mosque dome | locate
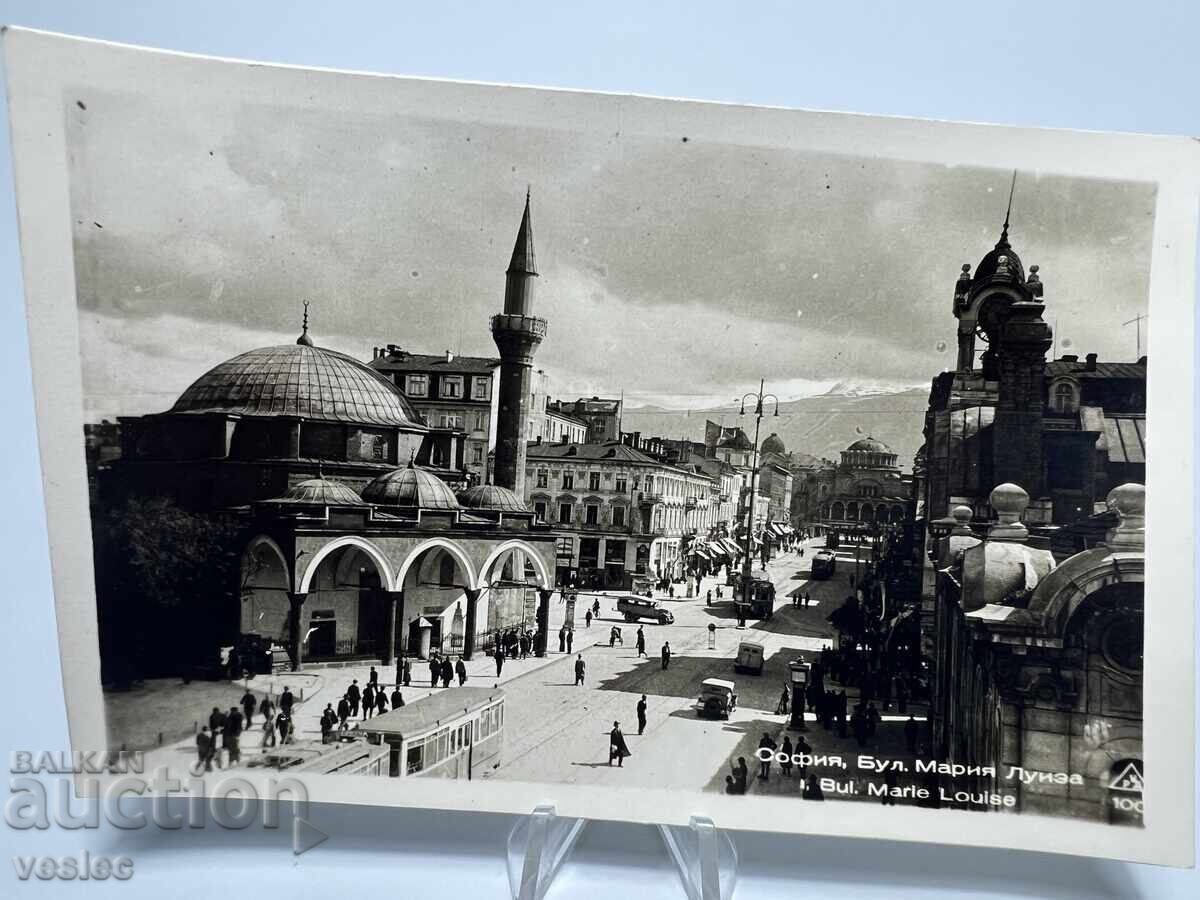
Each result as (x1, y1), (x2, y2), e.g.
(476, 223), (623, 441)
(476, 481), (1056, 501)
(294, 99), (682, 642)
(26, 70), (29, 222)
(361, 464), (461, 509)
(170, 341), (420, 428)
(270, 476), (364, 505)
(761, 433), (786, 455)
(457, 484), (528, 513)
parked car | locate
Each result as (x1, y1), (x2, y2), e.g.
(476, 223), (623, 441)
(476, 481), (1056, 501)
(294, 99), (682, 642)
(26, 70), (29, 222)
(811, 549), (837, 579)
(695, 678), (738, 719)
(734, 640), (765, 675)
(616, 594), (675, 624)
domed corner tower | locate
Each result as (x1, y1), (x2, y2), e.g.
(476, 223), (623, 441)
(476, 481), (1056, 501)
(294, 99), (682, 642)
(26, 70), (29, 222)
(491, 190), (547, 497)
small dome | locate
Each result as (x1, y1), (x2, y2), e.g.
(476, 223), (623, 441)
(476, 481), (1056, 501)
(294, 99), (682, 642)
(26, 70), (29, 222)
(457, 484), (528, 512)
(973, 235), (1025, 286)
(761, 433), (786, 455)
(846, 436), (890, 454)
(362, 465), (460, 509)
(272, 477), (363, 505)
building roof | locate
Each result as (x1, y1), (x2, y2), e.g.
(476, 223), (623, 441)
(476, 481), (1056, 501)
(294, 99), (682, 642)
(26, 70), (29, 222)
(267, 476), (364, 506)
(361, 464), (461, 509)
(761, 433), (786, 455)
(363, 687), (505, 738)
(171, 342), (422, 427)
(717, 428), (753, 451)
(457, 484), (528, 512)
(972, 232), (1026, 286)
(526, 440), (660, 465)
(845, 436), (892, 454)
(1045, 359), (1147, 380)
(1102, 414), (1146, 465)
(369, 351), (500, 375)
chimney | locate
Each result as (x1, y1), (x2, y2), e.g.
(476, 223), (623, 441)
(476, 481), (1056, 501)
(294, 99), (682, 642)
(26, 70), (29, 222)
(1085, 353), (1098, 372)
(446, 349), (454, 363)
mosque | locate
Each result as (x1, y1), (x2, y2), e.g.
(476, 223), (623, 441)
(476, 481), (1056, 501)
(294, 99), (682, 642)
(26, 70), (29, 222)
(93, 195), (556, 675)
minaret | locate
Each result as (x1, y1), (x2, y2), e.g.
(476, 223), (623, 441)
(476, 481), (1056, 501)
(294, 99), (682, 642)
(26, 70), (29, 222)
(491, 190), (547, 496)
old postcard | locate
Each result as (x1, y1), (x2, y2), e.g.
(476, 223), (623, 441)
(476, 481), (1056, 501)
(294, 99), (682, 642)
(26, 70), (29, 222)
(4, 27), (1196, 865)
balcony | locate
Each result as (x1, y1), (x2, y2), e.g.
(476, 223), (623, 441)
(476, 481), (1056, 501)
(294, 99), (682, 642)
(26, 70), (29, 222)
(639, 492), (663, 504)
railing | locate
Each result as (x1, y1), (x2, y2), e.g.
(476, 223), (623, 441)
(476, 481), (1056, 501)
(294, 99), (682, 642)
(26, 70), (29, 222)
(490, 313), (548, 339)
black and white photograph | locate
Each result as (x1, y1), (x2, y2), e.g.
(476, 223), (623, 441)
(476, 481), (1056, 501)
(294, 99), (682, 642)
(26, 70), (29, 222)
(5, 28), (1196, 866)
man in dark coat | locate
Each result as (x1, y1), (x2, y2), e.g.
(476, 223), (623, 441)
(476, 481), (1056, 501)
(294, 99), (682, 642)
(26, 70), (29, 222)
(241, 690), (256, 728)
(636, 627), (646, 658)
(337, 695), (350, 730)
(608, 721), (631, 767)
(391, 687), (404, 710)
(429, 656), (440, 687)
(558, 626), (567, 654)
(347, 680), (360, 717)
(362, 683), (376, 719)
(369, 666), (379, 687)
(661, 642), (672, 670)
(440, 657), (454, 688)
(566, 628), (574, 653)
(320, 704), (335, 743)
(757, 733), (776, 779)
(196, 727), (213, 772)
(280, 687), (294, 716)
(276, 711), (292, 744)
(494, 646), (505, 677)
(375, 691), (388, 716)
(455, 657), (468, 686)
(636, 695), (647, 735)
(574, 655), (585, 686)
(403, 658), (412, 687)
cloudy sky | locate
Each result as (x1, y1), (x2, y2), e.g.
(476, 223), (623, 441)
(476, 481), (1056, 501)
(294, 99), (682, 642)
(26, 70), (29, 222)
(66, 89), (1155, 422)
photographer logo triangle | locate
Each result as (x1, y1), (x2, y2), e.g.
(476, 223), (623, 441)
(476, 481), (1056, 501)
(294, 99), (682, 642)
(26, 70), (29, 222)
(1107, 761), (1143, 793)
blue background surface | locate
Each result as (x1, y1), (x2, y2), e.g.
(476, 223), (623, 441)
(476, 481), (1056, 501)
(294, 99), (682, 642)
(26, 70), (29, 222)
(0, 2), (1196, 896)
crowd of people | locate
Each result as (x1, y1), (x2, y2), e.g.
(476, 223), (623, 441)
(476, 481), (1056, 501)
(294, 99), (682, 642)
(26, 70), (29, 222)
(194, 685), (295, 772)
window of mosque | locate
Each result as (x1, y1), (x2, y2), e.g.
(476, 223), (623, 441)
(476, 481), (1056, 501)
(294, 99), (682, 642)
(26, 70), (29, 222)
(299, 423), (347, 461)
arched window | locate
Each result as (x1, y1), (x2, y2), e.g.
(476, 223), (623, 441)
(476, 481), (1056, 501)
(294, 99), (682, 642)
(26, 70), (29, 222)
(1053, 382), (1078, 413)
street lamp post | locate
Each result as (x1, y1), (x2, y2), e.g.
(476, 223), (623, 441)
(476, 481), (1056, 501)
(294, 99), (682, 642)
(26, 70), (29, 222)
(738, 379), (779, 609)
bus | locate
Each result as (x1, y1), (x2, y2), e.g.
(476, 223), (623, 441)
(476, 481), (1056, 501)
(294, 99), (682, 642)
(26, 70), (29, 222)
(811, 549), (837, 579)
(362, 687), (505, 779)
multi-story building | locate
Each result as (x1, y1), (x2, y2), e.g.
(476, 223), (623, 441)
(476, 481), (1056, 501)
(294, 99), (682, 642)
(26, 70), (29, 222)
(524, 439), (720, 587)
(548, 396), (623, 443)
(369, 346), (500, 483)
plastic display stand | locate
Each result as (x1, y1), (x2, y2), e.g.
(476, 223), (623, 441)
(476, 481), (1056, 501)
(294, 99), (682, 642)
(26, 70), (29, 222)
(506, 804), (587, 900)
(506, 806), (737, 900)
(658, 816), (738, 900)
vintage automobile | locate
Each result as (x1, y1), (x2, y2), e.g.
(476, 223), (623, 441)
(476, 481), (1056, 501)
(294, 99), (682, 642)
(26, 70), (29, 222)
(616, 594), (675, 624)
(810, 549), (837, 579)
(734, 640), (765, 675)
(695, 678), (738, 719)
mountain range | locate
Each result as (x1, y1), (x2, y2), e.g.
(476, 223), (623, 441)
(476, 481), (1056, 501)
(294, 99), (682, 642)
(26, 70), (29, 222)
(621, 383), (931, 471)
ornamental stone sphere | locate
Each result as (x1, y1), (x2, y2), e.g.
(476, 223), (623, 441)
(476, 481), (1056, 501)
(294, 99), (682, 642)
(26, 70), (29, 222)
(1106, 483), (1145, 551)
(989, 483), (1029, 541)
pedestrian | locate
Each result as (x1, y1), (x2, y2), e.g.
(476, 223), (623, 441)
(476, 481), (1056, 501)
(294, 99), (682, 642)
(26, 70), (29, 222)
(776, 685), (790, 716)
(668, 584), (675, 599)
(585, 609), (593, 628)
(223, 720), (240, 766)
(279, 687), (294, 717)
(391, 687), (404, 710)
(363, 682), (376, 719)
(574, 654), (586, 686)
(609, 626), (619, 648)
(241, 689), (256, 729)
(803, 774), (825, 801)
(757, 733), (776, 779)
(369, 666), (379, 687)
(277, 711), (293, 745)
(494, 646), (504, 677)
(558, 626), (567, 654)
(440, 657), (454, 688)
(261, 708), (276, 748)
(608, 721), (631, 767)
(706, 590), (713, 606)
(904, 716), (919, 753)
(795, 736), (812, 781)
(403, 657), (412, 687)
(636, 695), (647, 735)
(592, 599), (600, 618)
(337, 695), (350, 729)
(375, 690), (388, 716)
(733, 757), (749, 793)
(429, 656), (440, 687)
(456, 657), (468, 686)
(259, 695), (275, 722)
(196, 727), (213, 773)
(320, 704), (334, 743)
(661, 642), (671, 670)
(347, 680), (360, 717)
(636, 627), (646, 658)
(780, 736), (794, 778)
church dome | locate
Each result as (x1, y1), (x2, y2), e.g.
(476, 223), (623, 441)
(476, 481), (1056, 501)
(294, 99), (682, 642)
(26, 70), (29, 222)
(362, 464), (461, 509)
(170, 342), (420, 427)
(842, 435), (898, 470)
(761, 433), (786, 455)
(457, 484), (528, 512)
(271, 476), (363, 505)
(846, 436), (890, 454)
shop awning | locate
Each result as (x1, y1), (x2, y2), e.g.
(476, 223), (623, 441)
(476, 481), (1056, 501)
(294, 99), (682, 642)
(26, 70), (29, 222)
(767, 523), (786, 538)
(719, 538), (743, 556)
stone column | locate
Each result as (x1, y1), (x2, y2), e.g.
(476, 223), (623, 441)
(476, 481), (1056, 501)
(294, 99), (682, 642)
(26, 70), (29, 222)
(287, 592), (307, 672)
(534, 589), (553, 657)
(380, 590), (403, 666)
(462, 588), (481, 660)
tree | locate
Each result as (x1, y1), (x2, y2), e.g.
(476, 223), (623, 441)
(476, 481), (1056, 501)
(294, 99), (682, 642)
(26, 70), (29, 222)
(94, 496), (243, 684)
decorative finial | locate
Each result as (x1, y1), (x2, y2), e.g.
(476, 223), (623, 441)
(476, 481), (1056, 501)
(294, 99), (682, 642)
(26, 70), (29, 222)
(526, 184), (531, 204)
(1001, 169), (1017, 244)
(297, 300), (314, 346)
(408, 449), (416, 468)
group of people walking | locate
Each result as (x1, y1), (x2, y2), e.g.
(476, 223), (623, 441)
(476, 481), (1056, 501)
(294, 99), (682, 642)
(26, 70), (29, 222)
(195, 686), (294, 772)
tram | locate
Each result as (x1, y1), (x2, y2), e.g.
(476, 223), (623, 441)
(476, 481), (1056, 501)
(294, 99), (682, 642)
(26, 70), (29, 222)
(811, 549), (837, 579)
(363, 687), (505, 779)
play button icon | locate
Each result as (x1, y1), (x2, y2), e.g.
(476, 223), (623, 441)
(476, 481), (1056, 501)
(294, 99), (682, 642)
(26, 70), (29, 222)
(293, 816), (329, 855)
